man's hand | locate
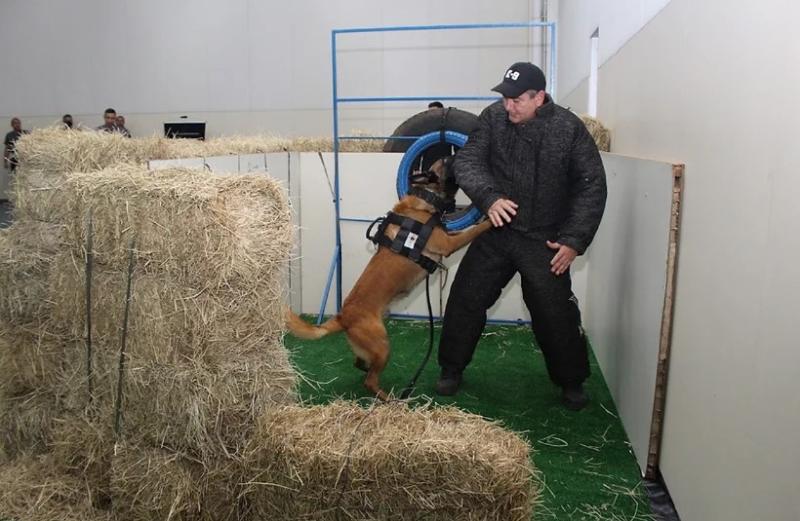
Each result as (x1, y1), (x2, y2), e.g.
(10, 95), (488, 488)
(546, 241), (577, 276)
(487, 198), (518, 227)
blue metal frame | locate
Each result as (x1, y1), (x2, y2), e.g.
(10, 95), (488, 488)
(319, 21), (557, 323)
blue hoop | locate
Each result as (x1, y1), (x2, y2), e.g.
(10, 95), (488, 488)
(396, 131), (482, 231)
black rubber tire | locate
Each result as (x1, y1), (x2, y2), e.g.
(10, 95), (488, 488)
(384, 107), (479, 176)
(383, 107), (479, 154)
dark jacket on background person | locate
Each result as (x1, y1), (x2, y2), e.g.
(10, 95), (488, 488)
(454, 96), (606, 254)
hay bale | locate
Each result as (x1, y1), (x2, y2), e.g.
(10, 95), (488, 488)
(12, 127), (383, 219)
(0, 221), (65, 326)
(244, 401), (538, 521)
(579, 114), (611, 152)
(52, 166), (292, 289)
(49, 253), (288, 361)
(110, 443), (245, 521)
(0, 388), (60, 460)
(0, 453), (113, 521)
(14, 128), (148, 176)
(0, 328), (72, 397)
(113, 355), (296, 454)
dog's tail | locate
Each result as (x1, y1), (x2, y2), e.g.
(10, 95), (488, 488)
(286, 307), (344, 340)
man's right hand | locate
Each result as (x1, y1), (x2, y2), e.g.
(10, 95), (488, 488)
(487, 198), (518, 227)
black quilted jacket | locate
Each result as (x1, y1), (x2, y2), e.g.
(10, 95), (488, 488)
(454, 97), (607, 254)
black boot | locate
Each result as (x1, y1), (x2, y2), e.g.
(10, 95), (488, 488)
(561, 384), (589, 411)
(435, 372), (463, 396)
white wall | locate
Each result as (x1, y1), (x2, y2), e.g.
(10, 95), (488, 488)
(553, 0), (672, 103)
(560, 1), (800, 520)
(0, 0), (552, 138)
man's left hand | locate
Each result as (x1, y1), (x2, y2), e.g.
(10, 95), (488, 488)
(546, 241), (577, 276)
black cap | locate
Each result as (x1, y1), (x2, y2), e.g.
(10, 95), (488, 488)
(491, 62), (546, 98)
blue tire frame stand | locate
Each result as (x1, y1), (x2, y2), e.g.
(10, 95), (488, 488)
(318, 21), (558, 325)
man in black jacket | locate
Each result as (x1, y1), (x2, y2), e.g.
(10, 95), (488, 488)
(435, 62), (607, 410)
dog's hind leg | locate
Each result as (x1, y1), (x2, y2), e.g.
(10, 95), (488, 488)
(345, 321), (390, 401)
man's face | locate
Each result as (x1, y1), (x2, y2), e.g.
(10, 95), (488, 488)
(502, 90), (545, 124)
(11, 118), (21, 132)
(116, 115), (125, 127)
(104, 112), (116, 126)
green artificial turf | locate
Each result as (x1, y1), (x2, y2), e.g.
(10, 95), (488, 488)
(286, 318), (653, 521)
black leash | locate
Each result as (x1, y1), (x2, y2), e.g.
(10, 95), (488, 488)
(399, 273), (435, 400)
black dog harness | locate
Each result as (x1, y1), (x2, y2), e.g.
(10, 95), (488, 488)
(366, 187), (450, 274)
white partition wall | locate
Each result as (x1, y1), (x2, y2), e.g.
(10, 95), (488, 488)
(583, 153), (682, 477)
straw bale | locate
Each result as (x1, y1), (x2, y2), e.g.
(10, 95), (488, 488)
(0, 328), (73, 397)
(0, 221), (65, 326)
(48, 253), (287, 362)
(51, 166), (293, 289)
(15, 128), (148, 175)
(14, 127), (384, 175)
(43, 335), (296, 456)
(579, 114), (611, 152)
(0, 453), (113, 521)
(116, 354), (296, 454)
(11, 167), (72, 222)
(11, 127), (383, 219)
(48, 413), (113, 507)
(244, 401), (538, 521)
(110, 443), (245, 521)
(0, 388), (60, 460)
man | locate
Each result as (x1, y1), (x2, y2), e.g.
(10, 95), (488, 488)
(62, 114), (74, 129)
(4, 117), (28, 172)
(97, 108), (119, 133)
(435, 62), (607, 411)
(115, 114), (131, 137)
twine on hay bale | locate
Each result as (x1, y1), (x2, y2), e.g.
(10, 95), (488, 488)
(244, 400), (539, 521)
(579, 114), (611, 152)
(0, 453), (113, 521)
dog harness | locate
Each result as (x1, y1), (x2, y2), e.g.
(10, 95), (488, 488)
(366, 187), (449, 274)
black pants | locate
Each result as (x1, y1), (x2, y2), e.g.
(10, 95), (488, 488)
(438, 226), (589, 387)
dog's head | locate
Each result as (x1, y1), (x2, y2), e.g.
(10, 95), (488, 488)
(409, 156), (458, 206)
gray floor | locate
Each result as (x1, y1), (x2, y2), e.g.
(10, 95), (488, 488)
(0, 200), (12, 228)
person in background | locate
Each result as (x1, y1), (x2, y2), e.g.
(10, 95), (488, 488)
(4, 117), (29, 172)
(115, 114), (131, 137)
(434, 62), (607, 411)
(62, 114), (74, 129)
(428, 101), (445, 109)
(97, 108), (119, 133)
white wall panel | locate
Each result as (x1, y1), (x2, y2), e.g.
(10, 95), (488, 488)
(583, 153), (678, 476)
(560, 1), (800, 519)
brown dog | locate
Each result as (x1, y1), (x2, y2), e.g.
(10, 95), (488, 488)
(287, 158), (491, 400)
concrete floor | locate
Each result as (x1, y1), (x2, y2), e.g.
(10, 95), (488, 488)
(0, 200), (11, 228)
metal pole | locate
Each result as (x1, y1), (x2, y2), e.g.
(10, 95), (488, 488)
(331, 30), (343, 312)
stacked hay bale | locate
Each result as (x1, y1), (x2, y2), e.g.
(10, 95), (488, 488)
(2, 128), (300, 518)
(0, 128), (539, 521)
